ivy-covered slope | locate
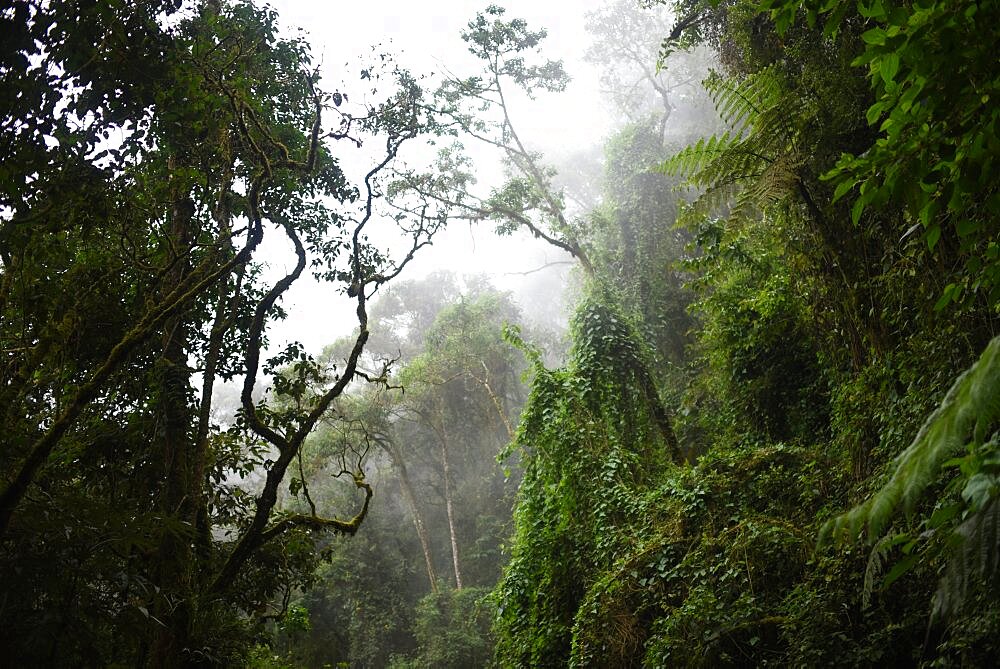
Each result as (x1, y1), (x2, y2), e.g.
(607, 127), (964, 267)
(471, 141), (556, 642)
(493, 293), (961, 666)
(492, 0), (1000, 665)
(494, 299), (678, 666)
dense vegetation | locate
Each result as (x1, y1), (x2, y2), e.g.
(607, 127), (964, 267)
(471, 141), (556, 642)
(0, 0), (444, 664)
(2, 0), (999, 666)
(486, 0), (1000, 666)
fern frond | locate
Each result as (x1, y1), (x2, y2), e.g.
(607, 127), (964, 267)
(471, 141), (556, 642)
(658, 66), (803, 222)
(863, 532), (906, 609)
(705, 67), (786, 129)
(673, 182), (741, 229)
(822, 336), (1000, 547)
(658, 132), (740, 178)
(706, 68), (768, 128)
(934, 497), (1000, 618)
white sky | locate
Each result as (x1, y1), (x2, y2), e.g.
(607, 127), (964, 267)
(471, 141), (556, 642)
(261, 0), (614, 355)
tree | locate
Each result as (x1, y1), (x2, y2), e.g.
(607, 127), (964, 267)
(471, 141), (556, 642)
(270, 276), (528, 665)
(766, 0), (1000, 311)
(390, 6), (594, 276)
(584, 0), (716, 139)
(0, 0), (441, 664)
(395, 292), (524, 590)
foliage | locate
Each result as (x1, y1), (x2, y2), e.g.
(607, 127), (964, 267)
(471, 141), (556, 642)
(392, 289), (524, 591)
(282, 515), (422, 668)
(825, 336), (1000, 544)
(6, 0), (1000, 664)
(492, 0), (1000, 665)
(390, 587), (495, 669)
(493, 296), (679, 665)
(763, 0), (1000, 308)
(824, 336), (1000, 622)
(680, 215), (829, 446)
(276, 275), (531, 666)
(390, 5), (595, 275)
(587, 118), (695, 370)
(658, 65), (803, 220)
(0, 0), (442, 664)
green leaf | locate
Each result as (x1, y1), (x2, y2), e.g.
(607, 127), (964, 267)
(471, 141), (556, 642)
(956, 219), (980, 238)
(919, 198), (938, 227)
(880, 52), (900, 84)
(934, 283), (955, 311)
(861, 27), (887, 45)
(832, 177), (856, 202)
(926, 224), (942, 251)
(773, 5), (797, 33)
(851, 197), (866, 225)
(928, 503), (962, 529)
(882, 554), (918, 588)
(858, 0), (886, 19)
(866, 101), (886, 125)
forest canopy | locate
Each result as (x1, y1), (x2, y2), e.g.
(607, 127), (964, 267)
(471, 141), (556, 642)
(1, 0), (999, 667)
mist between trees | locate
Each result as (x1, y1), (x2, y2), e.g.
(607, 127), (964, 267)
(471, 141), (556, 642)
(1, 0), (999, 667)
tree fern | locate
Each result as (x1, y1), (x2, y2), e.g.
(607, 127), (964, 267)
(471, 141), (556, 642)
(862, 532), (907, 609)
(935, 496), (1000, 618)
(658, 66), (803, 222)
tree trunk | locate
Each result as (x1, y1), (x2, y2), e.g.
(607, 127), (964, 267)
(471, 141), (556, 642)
(474, 363), (515, 440)
(147, 188), (196, 669)
(390, 443), (439, 593)
(439, 418), (463, 590)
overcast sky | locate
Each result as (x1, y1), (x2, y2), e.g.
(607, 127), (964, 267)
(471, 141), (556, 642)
(260, 0), (615, 354)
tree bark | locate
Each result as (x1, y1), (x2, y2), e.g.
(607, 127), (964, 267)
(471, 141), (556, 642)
(439, 416), (463, 590)
(148, 188), (196, 669)
(391, 443), (439, 593)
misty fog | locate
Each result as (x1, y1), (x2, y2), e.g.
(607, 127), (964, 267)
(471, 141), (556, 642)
(7, 0), (994, 665)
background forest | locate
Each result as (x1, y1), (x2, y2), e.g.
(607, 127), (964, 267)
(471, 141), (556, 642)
(1, 0), (999, 667)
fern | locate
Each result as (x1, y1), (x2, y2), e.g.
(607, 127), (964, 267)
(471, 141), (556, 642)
(657, 66), (803, 224)
(661, 132), (741, 180)
(822, 336), (1000, 546)
(862, 532), (908, 609)
(821, 336), (1000, 618)
(935, 496), (1000, 618)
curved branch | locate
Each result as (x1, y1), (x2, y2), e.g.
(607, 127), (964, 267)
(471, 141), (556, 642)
(259, 473), (373, 544)
(239, 221), (306, 452)
(210, 126), (420, 594)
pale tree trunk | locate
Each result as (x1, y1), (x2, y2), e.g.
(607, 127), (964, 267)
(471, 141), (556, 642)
(474, 362), (514, 440)
(390, 443), (439, 593)
(438, 416), (463, 590)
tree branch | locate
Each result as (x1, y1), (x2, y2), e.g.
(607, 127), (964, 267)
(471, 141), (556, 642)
(258, 473), (373, 545)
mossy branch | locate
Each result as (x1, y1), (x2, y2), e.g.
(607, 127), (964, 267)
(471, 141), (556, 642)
(259, 473), (373, 544)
